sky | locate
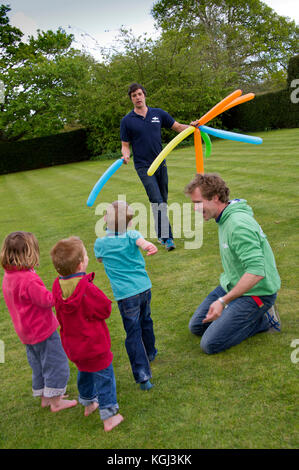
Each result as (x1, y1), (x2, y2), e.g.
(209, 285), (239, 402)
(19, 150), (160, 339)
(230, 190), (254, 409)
(7, 0), (299, 60)
(8, 0), (159, 58)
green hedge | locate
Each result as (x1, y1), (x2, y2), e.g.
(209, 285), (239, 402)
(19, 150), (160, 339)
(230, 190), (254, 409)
(222, 56), (299, 132)
(0, 129), (90, 175)
(222, 88), (298, 132)
(2, 57), (298, 175)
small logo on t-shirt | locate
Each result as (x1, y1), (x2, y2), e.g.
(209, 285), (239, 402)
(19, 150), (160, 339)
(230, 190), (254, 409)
(151, 116), (160, 123)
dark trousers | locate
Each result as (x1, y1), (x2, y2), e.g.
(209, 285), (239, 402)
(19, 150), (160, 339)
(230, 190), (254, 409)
(136, 164), (173, 240)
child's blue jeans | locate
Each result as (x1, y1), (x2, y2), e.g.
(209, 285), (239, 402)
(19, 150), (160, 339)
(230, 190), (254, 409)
(117, 289), (157, 383)
(77, 363), (119, 421)
(189, 285), (277, 354)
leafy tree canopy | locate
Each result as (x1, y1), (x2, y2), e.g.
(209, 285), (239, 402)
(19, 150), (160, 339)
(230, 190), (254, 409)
(1, 1), (297, 151)
(151, 0), (298, 85)
(0, 4), (95, 142)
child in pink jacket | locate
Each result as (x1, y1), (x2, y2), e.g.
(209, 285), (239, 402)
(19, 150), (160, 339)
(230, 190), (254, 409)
(1, 231), (77, 412)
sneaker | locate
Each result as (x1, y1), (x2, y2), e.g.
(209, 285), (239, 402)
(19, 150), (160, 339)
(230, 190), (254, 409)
(140, 380), (153, 391)
(165, 238), (176, 251)
(157, 238), (166, 245)
(265, 305), (281, 332)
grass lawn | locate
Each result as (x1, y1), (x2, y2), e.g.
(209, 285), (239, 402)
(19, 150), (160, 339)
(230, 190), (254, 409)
(0, 128), (298, 449)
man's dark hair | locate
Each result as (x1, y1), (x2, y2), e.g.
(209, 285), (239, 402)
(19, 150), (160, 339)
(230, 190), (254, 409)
(128, 83), (147, 98)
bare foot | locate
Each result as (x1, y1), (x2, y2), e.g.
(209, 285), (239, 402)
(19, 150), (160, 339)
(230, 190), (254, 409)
(50, 396), (78, 413)
(104, 413), (124, 432)
(41, 394), (69, 408)
(41, 396), (50, 408)
(84, 402), (99, 416)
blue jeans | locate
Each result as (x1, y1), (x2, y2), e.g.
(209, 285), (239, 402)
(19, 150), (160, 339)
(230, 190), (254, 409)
(77, 363), (119, 420)
(189, 285), (277, 354)
(117, 289), (157, 383)
(26, 330), (70, 397)
(136, 164), (173, 240)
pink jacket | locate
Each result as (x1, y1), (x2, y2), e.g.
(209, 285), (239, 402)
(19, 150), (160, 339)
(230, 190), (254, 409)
(2, 268), (59, 345)
(52, 273), (113, 372)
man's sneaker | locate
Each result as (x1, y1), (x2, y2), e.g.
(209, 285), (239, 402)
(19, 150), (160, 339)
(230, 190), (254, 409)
(265, 305), (281, 332)
(165, 239), (176, 251)
(140, 380), (153, 391)
(157, 238), (166, 245)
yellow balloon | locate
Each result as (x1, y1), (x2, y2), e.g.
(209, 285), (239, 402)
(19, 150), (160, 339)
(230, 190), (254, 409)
(147, 126), (195, 176)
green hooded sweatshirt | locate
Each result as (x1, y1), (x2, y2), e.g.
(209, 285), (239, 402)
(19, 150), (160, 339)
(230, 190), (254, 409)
(217, 199), (281, 296)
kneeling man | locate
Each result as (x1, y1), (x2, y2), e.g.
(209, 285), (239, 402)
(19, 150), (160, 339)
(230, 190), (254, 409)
(184, 173), (281, 354)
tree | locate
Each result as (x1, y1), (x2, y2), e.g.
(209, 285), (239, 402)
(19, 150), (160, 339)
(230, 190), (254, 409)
(151, 0), (299, 89)
(78, 26), (237, 154)
(0, 5), (96, 142)
(0, 4), (23, 67)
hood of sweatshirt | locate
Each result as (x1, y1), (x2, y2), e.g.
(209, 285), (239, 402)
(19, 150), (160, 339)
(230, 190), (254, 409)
(218, 199), (254, 225)
(53, 272), (95, 314)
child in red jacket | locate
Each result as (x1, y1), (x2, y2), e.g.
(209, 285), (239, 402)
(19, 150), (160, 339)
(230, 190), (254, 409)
(50, 236), (123, 432)
(1, 231), (77, 412)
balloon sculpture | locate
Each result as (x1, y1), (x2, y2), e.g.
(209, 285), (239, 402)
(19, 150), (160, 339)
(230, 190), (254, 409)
(147, 89), (262, 177)
(86, 89), (262, 206)
(87, 158), (124, 207)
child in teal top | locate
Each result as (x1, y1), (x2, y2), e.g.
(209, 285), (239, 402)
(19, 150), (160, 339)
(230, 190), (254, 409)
(94, 201), (158, 390)
(95, 228), (152, 301)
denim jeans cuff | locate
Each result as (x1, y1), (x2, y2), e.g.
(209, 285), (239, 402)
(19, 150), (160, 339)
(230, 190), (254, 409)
(32, 388), (44, 397)
(78, 395), (99, 407)
(99, 403), (119, 421)
(136, 374), (151, 384)
(43, 386), (67, 398)
(33, 386), (67, 398)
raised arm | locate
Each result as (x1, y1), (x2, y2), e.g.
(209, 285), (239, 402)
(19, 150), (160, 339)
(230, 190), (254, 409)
(136, 238), (158, 256)
(171, 121), (191, 133)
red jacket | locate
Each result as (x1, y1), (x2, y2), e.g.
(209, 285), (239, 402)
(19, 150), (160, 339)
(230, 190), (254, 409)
(52, 273), (113, 372)
(2, 268), (58, 345)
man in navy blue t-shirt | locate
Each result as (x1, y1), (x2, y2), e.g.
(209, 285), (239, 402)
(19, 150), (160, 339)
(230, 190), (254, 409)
(120, 83), (190, 251)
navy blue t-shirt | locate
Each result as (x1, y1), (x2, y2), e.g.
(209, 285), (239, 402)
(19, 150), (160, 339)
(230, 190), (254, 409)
(120, 107), (175, 169)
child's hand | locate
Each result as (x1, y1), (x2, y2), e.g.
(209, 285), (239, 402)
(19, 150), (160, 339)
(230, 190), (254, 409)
(136, 238), (157, 255)
(146, 243), (158, 256)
